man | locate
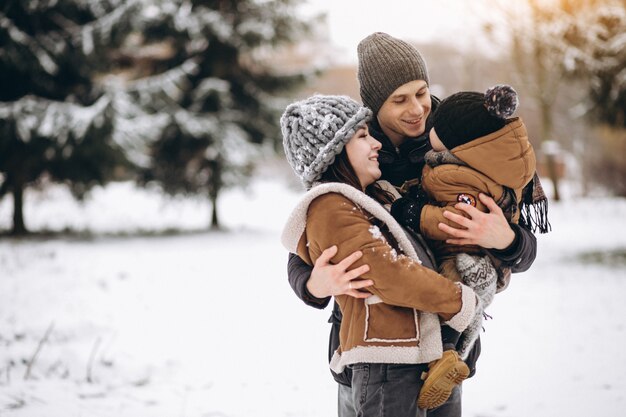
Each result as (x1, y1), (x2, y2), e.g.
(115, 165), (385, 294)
(287, 32), (537, 417)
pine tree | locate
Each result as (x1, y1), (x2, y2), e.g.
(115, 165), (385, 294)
(0, 0), (139, 235)
(125, 0), (311, 229)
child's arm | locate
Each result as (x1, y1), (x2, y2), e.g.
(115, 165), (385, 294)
(418, 165), (501, 241)
(389, 179), (491, 241)
(420, 202), (485, 241)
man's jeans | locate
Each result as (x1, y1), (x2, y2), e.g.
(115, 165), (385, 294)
(429, 384), (462, 417)
(338, 364), (462, 417)
(338, 383), (356, 417)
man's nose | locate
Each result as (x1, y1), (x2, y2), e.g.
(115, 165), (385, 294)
(408, 97), (424, 116)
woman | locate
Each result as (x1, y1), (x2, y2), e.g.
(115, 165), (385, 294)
(280, 95), (479, 416)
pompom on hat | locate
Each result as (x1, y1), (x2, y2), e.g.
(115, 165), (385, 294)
(280, 95), (372, 189)
(433, 85), (519, 150)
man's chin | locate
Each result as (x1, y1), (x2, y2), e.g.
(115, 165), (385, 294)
(403, 124), (425, 138)
(404, 127), (424, 138)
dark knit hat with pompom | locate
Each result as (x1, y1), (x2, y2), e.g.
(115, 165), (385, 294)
(433, 85), (519, 150)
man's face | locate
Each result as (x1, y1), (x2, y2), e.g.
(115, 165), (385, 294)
(376, 80), (431, 146)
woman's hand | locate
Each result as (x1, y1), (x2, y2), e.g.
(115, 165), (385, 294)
(438, 193), (515, 250)
(306, 245), (373, 299)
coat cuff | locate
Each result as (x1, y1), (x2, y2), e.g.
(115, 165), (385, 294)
(489, 223), (522, 262)
(303, 285), (331, 308)
(443, 284), (478, 332)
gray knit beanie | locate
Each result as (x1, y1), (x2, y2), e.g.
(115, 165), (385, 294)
(357, 32), (430, 115)
(280, 95), (372, 189)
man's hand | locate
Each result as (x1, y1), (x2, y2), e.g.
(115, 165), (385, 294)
(438, 193), (515, 250)
(306, 245), (373, 299)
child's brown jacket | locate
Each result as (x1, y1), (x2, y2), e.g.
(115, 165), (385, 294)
(420, 117), (536, 255)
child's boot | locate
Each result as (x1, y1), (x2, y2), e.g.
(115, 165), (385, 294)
(417, 350), (469, 409)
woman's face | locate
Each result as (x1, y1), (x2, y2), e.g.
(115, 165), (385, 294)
(345, 126), (382, 189)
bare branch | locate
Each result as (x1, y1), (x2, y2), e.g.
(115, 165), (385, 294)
(86, 337), (102, 383)
(24, 322), (54, 380)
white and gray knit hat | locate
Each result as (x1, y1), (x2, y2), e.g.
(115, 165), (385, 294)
(280, 95), (372, 189)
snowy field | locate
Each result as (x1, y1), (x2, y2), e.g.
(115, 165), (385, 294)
(1, 168), (625, 417)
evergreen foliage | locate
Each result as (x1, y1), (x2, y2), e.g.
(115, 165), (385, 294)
(0, 0), (138, 234)
(0, 0), (312, 233)
(126, 0), (311, 229)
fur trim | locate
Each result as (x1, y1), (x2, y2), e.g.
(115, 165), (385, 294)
(281, 181), (420, 263)
(443, 284), (478, 333)
(329, 312), (443, 373)
(424, 149), (468, 168)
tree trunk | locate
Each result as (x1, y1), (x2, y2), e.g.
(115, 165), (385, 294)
(545, 154), (561, 201)
(540, 99), (561, 201)
(210, 190), (220, 230)
(11, 182), (27, 235)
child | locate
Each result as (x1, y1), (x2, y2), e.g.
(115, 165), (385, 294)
(391, 85), (549, 409)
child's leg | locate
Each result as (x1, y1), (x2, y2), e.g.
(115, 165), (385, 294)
(440, 325), (461, 351)
(455, 253), (498, 358)
(417, 350), (469, 410)
(417, 258), (469, 410)
(438, 257), (463, 283)
(438, 257), (463, 351)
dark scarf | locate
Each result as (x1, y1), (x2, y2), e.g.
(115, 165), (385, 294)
(520, 174), (551, 234)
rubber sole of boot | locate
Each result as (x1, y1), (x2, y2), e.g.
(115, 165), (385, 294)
(417, 359), (470, 409)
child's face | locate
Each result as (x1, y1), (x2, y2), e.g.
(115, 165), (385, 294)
(429, 128), (447, 152)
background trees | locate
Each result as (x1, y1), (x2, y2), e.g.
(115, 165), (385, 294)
(561, 0), (626, 196)
(2, 0), (625, 235)
(127, 0), (310, 229)
(0, 0), (139, 234)
(0, 0), (311, 234)
(477, 0), (626, 199)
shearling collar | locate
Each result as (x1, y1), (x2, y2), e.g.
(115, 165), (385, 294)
(281, 181), (421, 264)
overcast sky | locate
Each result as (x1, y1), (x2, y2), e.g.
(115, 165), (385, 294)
(299, 0), (504, 63)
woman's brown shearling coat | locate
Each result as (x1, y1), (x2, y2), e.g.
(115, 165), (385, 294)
(282, 182), (477, 373)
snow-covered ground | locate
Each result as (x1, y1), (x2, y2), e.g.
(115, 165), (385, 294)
(1, 171), (625, 417)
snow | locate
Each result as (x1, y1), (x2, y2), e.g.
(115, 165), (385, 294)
(237, 19), (276, 42)
(0, 173), (625, 417)
(82, 27), (95, 56)
(1, 96), (113, 146)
